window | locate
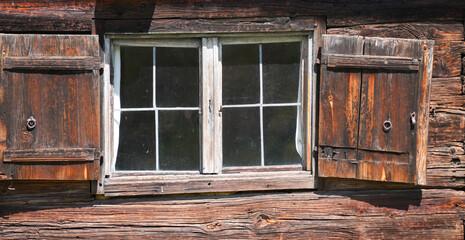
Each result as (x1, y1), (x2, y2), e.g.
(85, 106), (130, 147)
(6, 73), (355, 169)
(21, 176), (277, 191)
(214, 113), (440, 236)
(113, 41), (201, 171)
(103, 34), (315, 196)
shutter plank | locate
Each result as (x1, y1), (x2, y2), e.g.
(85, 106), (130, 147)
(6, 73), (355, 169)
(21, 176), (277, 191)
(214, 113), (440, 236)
(0, 34), (100, 180)
(324, 54), (420, 71)
(357, 38), (422, 183)
(318, 35), (363, 178)
(319, 35), (363, 148)
(3, 56), (101, 71)
(4, 148), (95, 162)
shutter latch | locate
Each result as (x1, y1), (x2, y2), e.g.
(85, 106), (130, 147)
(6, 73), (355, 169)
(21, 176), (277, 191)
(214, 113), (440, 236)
(410, 112), (416, 126)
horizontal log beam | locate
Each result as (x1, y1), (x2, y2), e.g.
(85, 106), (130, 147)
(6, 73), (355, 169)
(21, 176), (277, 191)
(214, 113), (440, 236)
(1, 189), (464, 239)
(0, 1), (463, 33)
(104, 17), (315, 34)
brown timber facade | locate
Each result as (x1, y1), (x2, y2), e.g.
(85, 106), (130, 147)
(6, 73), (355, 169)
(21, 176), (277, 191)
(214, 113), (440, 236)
(1, 1), (465, 239)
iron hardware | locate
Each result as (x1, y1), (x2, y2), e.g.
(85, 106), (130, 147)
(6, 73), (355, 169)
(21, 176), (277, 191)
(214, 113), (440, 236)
(410, 112), (416, 126)
(26, 116), (36, 131)
(382, 120), (392, 132)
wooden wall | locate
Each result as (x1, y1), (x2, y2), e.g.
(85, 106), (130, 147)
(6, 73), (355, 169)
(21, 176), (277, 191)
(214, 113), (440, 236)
(1, 0), (465, 239)
(1, 188), (464, 239)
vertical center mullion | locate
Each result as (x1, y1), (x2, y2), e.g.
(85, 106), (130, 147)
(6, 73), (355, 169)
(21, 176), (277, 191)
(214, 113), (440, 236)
(153, 47), (159, 171)
(259, 44), (264, 167)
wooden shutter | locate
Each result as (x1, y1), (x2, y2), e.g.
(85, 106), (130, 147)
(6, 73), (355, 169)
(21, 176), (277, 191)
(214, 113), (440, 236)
(318, 35), (433, 185)
(0, 34), (101, 180)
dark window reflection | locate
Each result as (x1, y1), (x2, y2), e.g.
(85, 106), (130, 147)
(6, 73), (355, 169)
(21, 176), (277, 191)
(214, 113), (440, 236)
(116, 111), (156, 170)
(159, 110), (200, 170)
(264, 107), (301, 165)
(156, 47), (199, 107)
(263, 42), (300, 103)
(223, 107), (261, 166)
(120, 47), (153, 108)
(222, 44), (260, 105)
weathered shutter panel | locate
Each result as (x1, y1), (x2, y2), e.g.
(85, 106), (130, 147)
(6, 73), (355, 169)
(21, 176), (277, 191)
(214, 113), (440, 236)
(0, 34), (101, 180)
(318, 35), (433, 185)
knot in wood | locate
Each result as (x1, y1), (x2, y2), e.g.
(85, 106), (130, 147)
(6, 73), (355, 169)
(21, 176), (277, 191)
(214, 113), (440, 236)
(205, 221), (222, 231)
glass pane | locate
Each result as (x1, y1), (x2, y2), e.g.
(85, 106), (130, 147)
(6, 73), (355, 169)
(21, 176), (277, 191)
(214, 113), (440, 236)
(120, 47), (153, 108)
(159, 110), (200, 170)
(263, 42), (300, 103)
(263, 107), (301, 165)
(156, 47), (199, 107)
(223, 107), (260, 167)
(222, 44), (260, 105)
(116, 111), (156, 170)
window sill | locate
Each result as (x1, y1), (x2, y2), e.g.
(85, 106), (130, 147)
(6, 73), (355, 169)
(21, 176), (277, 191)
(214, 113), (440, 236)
(104, 171), (315, 197)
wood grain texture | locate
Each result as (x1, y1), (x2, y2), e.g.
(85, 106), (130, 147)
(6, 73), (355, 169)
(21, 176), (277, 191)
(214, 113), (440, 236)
(1, 189), (464, 239)
(93, 0), (465, 27)
(328, 22), (465, 78)
(0, 1), (464, 33)
(0, 0), (460, 189)
(357, 38), (422, 183)
(105, 172), (314, 197)
(319, 35), (363, 149)
(0, 181), (92, 205)
(0, 0), (94, 33)
(3, 56), (102, 71)
(0, 34), (101, 180)
(325, 54), (420, 71)
(427, 76), (465, 187)
(3, 148), (96, 162)
(327, 22), (464, 187)
(319, 35), (433, 184)
(103, 17), (315, 34)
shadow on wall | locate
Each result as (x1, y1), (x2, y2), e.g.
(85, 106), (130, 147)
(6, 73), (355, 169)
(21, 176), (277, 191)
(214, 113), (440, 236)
(93, 0), (157, 48)
(318, 189), (422, 211)
(94, 0), (157, 32)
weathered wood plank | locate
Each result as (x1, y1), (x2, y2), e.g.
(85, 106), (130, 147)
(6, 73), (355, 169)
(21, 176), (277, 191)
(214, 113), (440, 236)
(328, 23), (465, 78)
(427, 76), (465, 186)
(324, 54), (420, 71)
(318, 35), (363, 180)
(1, 1), (464, 33)
(0, 181), (92, 205)
(3, 56), (101, 71)
(429, 113), (465, 145)
(94, 0), (465, 25)
(3, 148), (96, 162)
(319, 35), (363, 148)
(0, 0), (94, 33)
(104, 17), (315, 33)
(327, 22), (464, 41)
(430, 77), (465, 110)
(1, 189), (464, 239)
(105, 172), (314, 197)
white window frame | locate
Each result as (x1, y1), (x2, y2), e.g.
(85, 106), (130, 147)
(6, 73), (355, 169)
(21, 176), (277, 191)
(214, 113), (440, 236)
(100, 33), (316, 196)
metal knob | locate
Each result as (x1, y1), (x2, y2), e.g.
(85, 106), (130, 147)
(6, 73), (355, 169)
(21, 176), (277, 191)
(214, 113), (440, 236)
(26, 116), (36, 131)
(382, 120), (392, 132)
